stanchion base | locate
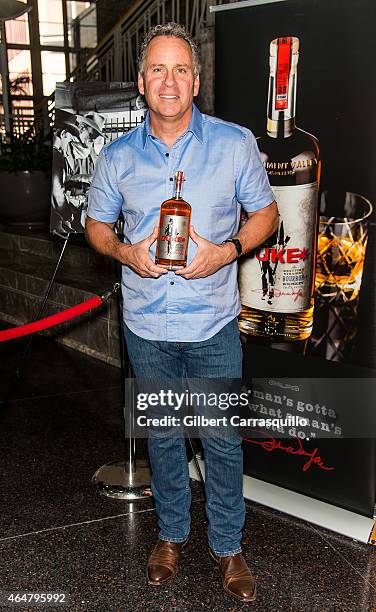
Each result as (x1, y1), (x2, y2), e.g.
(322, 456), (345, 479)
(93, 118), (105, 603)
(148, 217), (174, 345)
(92, 459), (152, 500)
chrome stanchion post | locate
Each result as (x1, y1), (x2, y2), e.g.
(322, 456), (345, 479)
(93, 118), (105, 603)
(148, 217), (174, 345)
(124, 360), (136, 476)
(92, 279), (152, 501)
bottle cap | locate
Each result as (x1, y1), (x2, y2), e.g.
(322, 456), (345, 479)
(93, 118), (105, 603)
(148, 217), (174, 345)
(270, 36), (299, 57)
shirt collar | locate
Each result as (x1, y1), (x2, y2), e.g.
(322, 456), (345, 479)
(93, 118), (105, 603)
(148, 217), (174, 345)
(142, 103), (204, 149)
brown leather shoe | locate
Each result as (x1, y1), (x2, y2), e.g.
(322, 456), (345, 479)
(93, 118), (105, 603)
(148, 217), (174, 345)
(147, 539), (188, 585)
(209, 547), (257, 602)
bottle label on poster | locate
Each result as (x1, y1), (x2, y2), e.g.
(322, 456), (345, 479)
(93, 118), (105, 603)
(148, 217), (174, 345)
(239, 182), (318, 312)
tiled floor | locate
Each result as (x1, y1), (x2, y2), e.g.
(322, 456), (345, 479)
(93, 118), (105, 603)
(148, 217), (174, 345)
(0, 326), (375, 611)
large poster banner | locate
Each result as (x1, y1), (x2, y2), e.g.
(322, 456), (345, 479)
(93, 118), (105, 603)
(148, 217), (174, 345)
(50, 81), (146, 235)
(214, 0), (376, 519)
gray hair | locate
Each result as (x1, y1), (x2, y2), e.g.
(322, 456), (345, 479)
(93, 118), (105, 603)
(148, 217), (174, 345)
(138, 22), (201, 76)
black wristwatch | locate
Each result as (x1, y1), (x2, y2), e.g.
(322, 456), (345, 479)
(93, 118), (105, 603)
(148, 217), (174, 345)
(222, 238), (243, 257)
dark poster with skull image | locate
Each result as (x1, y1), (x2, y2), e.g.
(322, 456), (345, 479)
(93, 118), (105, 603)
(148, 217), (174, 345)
(50, 81), (146, 235)
(214, 0), (376, 523)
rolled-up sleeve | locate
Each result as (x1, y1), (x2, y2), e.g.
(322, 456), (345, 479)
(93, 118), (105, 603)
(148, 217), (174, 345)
(88, 147), (123, 223)
(235, 130), (275, 213)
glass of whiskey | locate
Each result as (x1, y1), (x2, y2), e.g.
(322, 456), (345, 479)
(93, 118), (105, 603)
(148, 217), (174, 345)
(315, 191), (373, 302)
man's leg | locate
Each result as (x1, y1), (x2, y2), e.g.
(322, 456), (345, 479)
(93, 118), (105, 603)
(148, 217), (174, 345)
(182, 319), (256, 602)
(182, 319), (245, 555)
(123, 324), (191, 544)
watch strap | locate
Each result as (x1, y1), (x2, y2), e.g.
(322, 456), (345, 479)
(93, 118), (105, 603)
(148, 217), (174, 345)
(222, 238), (242, 257)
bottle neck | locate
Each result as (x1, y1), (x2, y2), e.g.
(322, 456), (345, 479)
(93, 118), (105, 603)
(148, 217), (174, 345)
(267, 38), (298, 138)
(173, 171), (184, 199)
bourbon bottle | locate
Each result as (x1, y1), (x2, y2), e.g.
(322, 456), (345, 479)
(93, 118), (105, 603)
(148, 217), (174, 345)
(155, 170), (191, 269)
(238, 36), (321, 340)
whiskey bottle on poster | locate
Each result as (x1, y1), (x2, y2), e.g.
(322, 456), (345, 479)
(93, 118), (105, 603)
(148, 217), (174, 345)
(155, 170), (191, 269)
(238, 36), (321, 340)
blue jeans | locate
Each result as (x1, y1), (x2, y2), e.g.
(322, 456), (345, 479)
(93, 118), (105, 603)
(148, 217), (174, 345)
(123, 319), (245, 556)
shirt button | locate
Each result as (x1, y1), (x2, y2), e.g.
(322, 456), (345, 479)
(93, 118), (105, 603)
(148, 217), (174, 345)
(165, 152), (169, 157)
(170, 281), (174, 285)
(169, 177), (173, 181)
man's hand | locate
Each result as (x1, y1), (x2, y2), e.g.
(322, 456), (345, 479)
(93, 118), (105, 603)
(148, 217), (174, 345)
(175, 226), (236, 279)
(120, 226), (168, 278)
(85, 218), (167, 278)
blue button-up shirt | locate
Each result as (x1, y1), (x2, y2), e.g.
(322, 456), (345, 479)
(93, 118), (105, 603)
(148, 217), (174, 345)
(88, 104), (274, 341)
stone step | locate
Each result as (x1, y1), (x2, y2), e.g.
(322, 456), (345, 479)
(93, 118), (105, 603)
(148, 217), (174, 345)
(0, 228), (113, 271)
(0, 233), (122, 367)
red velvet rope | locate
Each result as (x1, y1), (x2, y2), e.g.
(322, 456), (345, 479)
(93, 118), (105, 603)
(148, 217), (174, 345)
(0, 295), (103, 343)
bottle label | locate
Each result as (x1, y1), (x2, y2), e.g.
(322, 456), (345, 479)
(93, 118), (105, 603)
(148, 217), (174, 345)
(157, 214), (189, 260)
(275, 37), (292, 110)
(239, 182), (317, 313)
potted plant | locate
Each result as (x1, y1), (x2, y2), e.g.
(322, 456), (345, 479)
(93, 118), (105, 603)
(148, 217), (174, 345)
(0, 129), (52, 228)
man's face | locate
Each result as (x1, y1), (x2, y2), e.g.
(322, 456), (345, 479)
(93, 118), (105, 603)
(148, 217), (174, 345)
(78, 124), (97, 145)
(138, 36), (200, 123)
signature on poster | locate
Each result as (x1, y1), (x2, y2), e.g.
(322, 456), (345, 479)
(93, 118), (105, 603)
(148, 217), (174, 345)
(243, 432), (335, 473)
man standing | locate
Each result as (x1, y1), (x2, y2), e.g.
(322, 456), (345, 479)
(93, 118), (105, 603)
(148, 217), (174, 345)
(86, 23), (277, 603)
